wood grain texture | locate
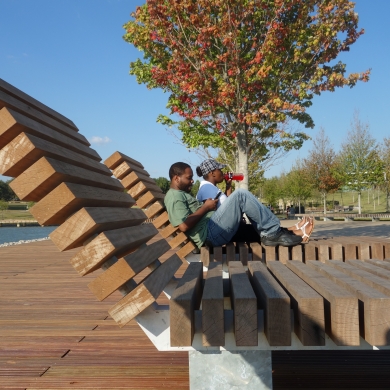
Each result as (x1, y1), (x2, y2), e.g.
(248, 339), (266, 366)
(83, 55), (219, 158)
(121, 169), (155, 189)
(250, 242), (262, 261)
(200, 246), (211, 267)
(49, 207), (146, 251)
(0, 132), (111, 177)
(0, 107), (99, 160)
(152, 211), (170, 229)
(0, 78), (79, 132)
(143, 201), (165, 219)
(248, 261), (291, 346)
(136, 190), (165, 209)
(170, 262), (203, 347)
(168, 232), (188, 250)
(267, 261), (325, 346)
(202, 262), (224, 346)
(346, 260), (390, 280)
(229, 262), (258, 346)
(308, 261), (390, 346)
(286, 261), (360, 346)
(30, 182), (135, 226)
(88, 240), (171, 301)
(10, 156), (123, 202)
(128, 180), (163, 200)
(104, 151), (144, 171)
(175, 241), (196, 260)
(291, 244), (303, 261)
(109, 254), (182, 327)
(69, 224), (158, 276)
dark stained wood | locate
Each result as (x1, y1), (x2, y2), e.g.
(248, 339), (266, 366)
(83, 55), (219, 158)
(202, 262), (224, 346)
(248, 261), (291, 346)
(225, 242), (236, 264)
(237, 242), (249, 265)
(268, 261), (325, 346)
(286, 261), (360, 346)
(212, 246), (223, 263)
(228, 262), (257, 346)
(250, 242), (262, 261)
(170, 263), (203, 347)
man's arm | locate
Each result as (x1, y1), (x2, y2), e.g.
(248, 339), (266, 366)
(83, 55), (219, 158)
(178, 198), (217, 232)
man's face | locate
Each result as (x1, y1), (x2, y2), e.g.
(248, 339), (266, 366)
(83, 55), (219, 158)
(175, 167), (194, 193)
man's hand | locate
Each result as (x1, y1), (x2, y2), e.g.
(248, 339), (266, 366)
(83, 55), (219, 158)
(204, 198), (218, 211)
(178, 198), (217, 232)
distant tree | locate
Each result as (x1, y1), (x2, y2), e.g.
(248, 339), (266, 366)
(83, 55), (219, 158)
(0, 200), (7, 220)
(153, 177), (170, 194)
(261, 177), (281, 209)
(0, 180), (16, 201)
(190, 180), (200, 197)
(284, 161), (312, 213)
(380, 138), (390, 212)
(124, 0), (369, 190)
(338, 113), (383, 214)
(303, 128), (342, 214)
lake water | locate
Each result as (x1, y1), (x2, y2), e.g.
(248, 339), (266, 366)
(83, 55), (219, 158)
(0, 226), (57, 245)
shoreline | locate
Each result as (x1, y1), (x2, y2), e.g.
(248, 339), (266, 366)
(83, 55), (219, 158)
(0, 237), (50, 248)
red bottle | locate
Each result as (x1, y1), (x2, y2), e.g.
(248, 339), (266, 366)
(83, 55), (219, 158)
(224, 172), (244, 181)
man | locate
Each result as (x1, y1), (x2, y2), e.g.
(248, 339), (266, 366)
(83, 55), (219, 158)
(164, 162), (313, 248)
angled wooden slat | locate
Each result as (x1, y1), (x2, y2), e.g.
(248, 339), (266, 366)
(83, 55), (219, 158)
(128, 181), (163, 200)
(303, 243), (317, 261)
(104, 151), (144, 171)
(109, 254), (182, 327)
(152, 211), (169, 229)
(212, 246), (223, 263)
(170, 262), (203, 347)
(10, 157), (123, 202)
(308, 261), (390, 346)
(0, 107), (100, 160)
(0, 132), (111, 177)
(250, 242), (262, 261)
(143, 201), (164, 219)
(112, 161), (150, 180)
(326, 259), (390, 296)
(268, 261), (325, 346)
(262, 244), (276, 262)
(121, 170), (155, 189)
(136, 190), (165, 209)
(347, 260), (390, 280)
(30, 182), (135, 226)
(278, 246), (290, 264)
(160, 224), (179, 239)
(0, 78), (79, 131)
(286, 261), (359, 346)
(69, 224), (158, 276)
(248, 261), (291, 346)
(364, 259), (390, 271)
(202, 262), (224, 346)
(175, 241), (196, 260)
(49, 207), (146, 251)
(229, 262), (257, 346)
(167, 232), (188, 250)
(326, 240), (343, 260)
(88, 240), (171, 301)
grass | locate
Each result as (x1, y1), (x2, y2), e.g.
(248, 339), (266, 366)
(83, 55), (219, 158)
(0, 210), (36, 221)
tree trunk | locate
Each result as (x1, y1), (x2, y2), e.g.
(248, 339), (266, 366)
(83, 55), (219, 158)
(358, 192), (361, 214)
(236, 125), (249, 190)
(323, 193), (327, 215)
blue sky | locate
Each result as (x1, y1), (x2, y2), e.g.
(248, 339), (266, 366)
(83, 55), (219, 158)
(1, 0), (389, 182)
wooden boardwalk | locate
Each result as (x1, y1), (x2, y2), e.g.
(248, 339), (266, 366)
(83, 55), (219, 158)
(2, 239), (390, 389)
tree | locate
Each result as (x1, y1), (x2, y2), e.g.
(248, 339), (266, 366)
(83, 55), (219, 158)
(0, 180), (16, 201)
(0, 200), (7, 220)
(124, 0), (369, 190)
(338, 113), (383, 214)
(284, 161), (312, 213)
(153, 177), (171, 194)
(303, 128), (341, 214)
(380, 138), (390, 212)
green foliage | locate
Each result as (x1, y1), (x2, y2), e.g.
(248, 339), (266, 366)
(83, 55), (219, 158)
(190, 180), (200, 197)
(0, 200), (7, 220)
(123, 0), (369, 187)
(0, 180), (16, 201)
(153, 177), (171, 194)
(284, 162), (312, 206)
(261, 176), (282, 207)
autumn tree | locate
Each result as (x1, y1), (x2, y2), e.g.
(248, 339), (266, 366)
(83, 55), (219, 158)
(124, 0), (369, 190)
(338, 113), (383, 214)
(303, 128), (341, 214)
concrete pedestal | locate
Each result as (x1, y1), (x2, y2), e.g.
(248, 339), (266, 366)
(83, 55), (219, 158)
(189, 350), (272, 389)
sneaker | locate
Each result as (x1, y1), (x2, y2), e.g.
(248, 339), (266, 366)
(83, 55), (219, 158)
(261, 228), (303, 247)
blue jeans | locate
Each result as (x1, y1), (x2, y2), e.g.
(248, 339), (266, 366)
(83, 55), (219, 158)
(206, 189), (281, 247)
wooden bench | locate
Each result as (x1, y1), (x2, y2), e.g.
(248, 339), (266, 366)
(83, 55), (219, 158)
(2, 79), (390, 389)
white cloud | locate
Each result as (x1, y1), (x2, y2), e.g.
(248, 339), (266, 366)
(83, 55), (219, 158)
(89, 136), (111, 145)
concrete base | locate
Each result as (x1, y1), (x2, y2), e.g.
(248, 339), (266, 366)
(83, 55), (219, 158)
(189, 350), (272, 389)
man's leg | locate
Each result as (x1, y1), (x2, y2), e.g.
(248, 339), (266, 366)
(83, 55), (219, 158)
(206, 189), (281, 247)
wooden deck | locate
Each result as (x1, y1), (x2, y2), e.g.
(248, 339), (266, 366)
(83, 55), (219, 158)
(2, 239), (390, 389)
